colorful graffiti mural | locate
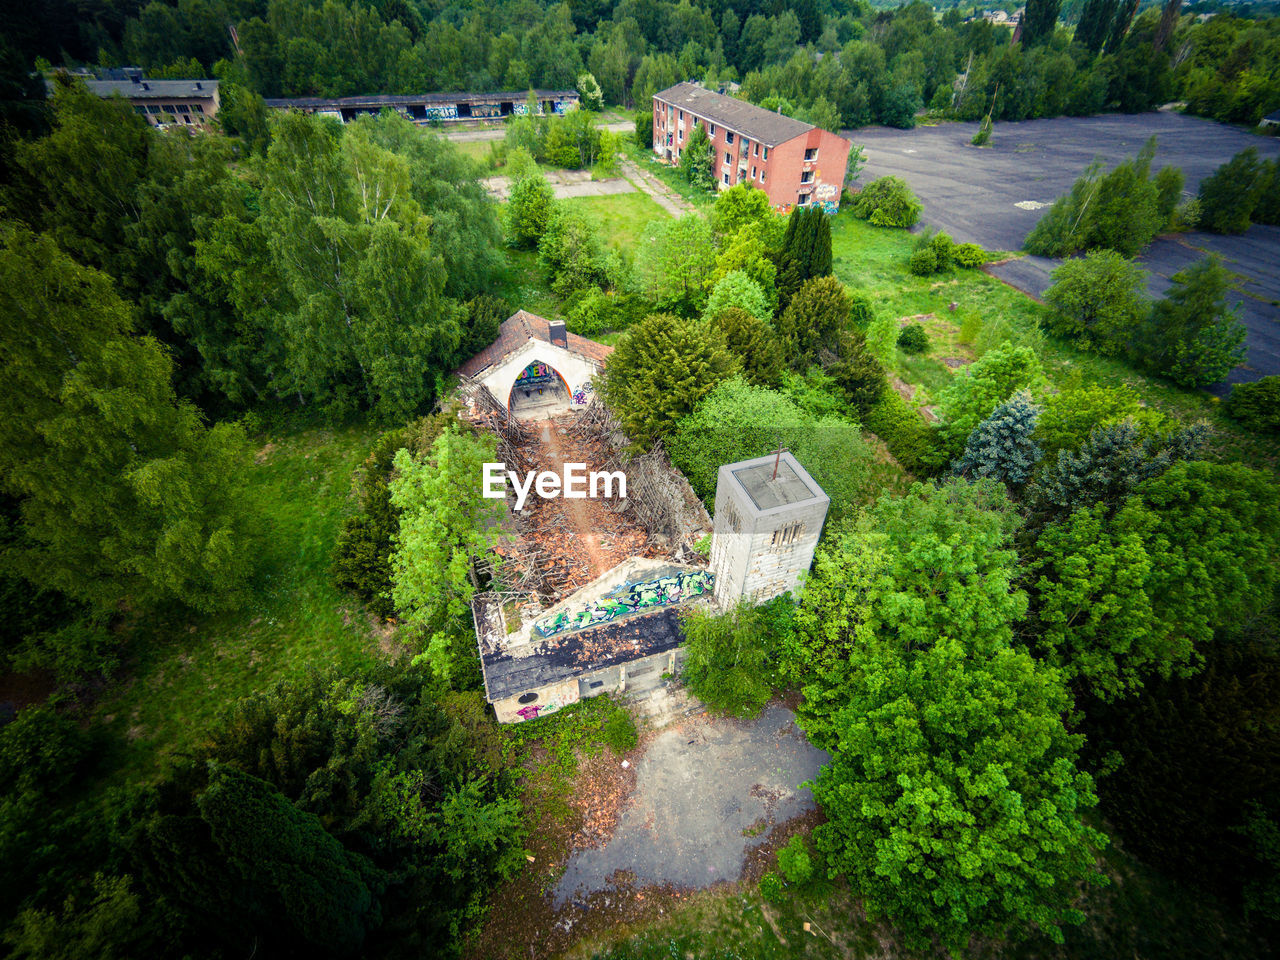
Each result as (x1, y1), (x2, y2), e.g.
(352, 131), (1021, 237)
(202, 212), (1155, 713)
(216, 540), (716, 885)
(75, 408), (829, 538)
(513, 688), (572, 722)
(533, 569), (714, 639)
(423, 105), (458, 121)
(571, 382), (594, 406)
(513, 360), (559, 389)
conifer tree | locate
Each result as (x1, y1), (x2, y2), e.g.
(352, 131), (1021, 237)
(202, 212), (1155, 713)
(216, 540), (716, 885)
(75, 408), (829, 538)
(952, 389), (1043, 487)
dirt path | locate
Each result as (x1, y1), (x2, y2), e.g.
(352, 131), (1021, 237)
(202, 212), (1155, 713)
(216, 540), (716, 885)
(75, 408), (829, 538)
(534, 419), (615, 582)
(619, 157), (700, 219)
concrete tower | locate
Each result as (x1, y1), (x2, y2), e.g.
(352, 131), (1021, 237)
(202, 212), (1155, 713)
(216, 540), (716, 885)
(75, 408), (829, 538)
(709, 451), (829, 606)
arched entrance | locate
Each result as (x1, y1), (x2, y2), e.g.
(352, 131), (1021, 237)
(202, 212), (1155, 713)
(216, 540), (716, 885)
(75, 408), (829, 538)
(508, 359), (571, 418)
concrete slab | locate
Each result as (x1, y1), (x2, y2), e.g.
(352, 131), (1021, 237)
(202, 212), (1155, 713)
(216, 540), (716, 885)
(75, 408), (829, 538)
(552, 703), (828, 905)
(850, 112), (1280, 389)
(482, 171), (637, 201)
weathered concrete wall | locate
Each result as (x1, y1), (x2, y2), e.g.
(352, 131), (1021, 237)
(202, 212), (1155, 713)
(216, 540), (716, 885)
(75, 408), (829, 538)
(478, 337), (600, 413)
(710, 455), (830, 606)
(493, 677), (580, 724)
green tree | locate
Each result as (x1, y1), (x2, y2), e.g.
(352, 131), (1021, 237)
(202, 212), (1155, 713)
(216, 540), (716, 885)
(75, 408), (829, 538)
(711, 182), (773, 238)
(196, 764), (382, 954)
(1224, 376), (1280, 434)
(827, 331), (888, 417)
(931, 341), (1044, 468)
(848, 175), (921, 227)
(633, 107), (653, 147)
(1030, 503), (1168, 701)
(1043, 250), (1149, 355)
(506, 171), (556, 249)
(633, 214), (717, 314)
(702, 270), (771, 325)
(1141, 254), (1245, 387)
(808, 636), (1104, 952)
(1197, 147), (1266, 234)
(599, 313), (739, 445)
(4, 874), (145, 960)
(667, 378), (875, 514)
(776, 275), (850, 365)
(537, 205), (611, 296)
(681, 601), (780, 718)
(256, 112), (465, 419)
(679, 122), (715, 191)
(1027, 420), (1208, 524)
(952, 389), (1043, 486)
(1034, 384), (1163, 462)
(709, 308), (785, 387)
(0, 226), (257, 614)
(1022, 0), (1062, 46)
(389, 427), (505, 684)
(789, 480), (1026, 705)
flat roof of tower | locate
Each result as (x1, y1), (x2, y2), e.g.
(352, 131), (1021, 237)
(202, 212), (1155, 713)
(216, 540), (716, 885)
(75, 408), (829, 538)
(725, 451), (827, 512)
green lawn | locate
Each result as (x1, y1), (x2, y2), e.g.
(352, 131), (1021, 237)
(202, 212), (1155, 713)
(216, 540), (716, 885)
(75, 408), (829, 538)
(828, 214), (1279, 470)
(454, 138), (500, 166)
(93, 424), (383, 779)
(560, 191), (670, 250)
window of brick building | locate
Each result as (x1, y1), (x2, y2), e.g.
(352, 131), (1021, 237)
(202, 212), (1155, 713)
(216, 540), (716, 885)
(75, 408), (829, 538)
(726, 131), (734, 144)
(804, 147), (818, 160)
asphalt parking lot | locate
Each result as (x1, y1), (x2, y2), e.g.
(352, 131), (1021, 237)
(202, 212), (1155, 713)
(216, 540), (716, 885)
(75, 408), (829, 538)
(850, 112), (1280, 388)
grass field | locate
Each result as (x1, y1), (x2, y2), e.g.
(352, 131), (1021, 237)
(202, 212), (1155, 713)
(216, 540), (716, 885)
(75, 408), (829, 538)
(828, 214), (1279, 470)
(454, 138), (500, 166)
(561, 191), (669, 250)
(92, 424), (382, 778)
(621, 140), (717, 211)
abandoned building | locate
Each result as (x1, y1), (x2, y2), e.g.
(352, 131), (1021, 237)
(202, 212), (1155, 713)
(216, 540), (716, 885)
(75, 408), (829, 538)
(651, 81), (853, 213)
(263, 89), (579, 124)
(458, 313), (830, 723)
(710, 451), (830, 606)
(55, 69), (220, 129)
(456, 309), (611, 419)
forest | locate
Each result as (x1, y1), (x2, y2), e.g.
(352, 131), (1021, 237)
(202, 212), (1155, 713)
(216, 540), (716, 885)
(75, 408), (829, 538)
(2, 0), (1280, 958)
(4, 0), (1280, 134)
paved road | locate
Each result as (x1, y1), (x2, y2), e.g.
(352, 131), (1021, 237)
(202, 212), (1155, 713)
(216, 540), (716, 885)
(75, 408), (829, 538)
(553, 703), (827, 905)
(849, 112), (1280, 388)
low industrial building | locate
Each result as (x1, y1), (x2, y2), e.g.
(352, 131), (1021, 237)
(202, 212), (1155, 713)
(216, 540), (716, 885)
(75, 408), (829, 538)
(264, 89), (579, 124)
(55, 69), (219, 128)
(652, 81), (853, 212)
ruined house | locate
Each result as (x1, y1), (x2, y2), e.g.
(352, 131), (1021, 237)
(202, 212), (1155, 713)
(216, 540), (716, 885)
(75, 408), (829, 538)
(456, 311), (829, 724)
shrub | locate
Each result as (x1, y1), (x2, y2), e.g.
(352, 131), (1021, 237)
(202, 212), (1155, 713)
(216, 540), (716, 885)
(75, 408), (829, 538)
(703, 270), (772, 326)
(1198, 147), (1267, 234)
(759, 871), (785, 904)
(897, 323), (930, 354)
(929, 231), (956, 268)
(850, 176), (922, 228)
(952, 389), (1043, 487)
(954, 242), (987, 268)
(777, 835), (815, 885)
(864, 390), (940, 475)
(1042, 249), (1149, 356)
(848, 289), (874, 329)
(710, 307), (785, 387)
(565, 287), (617, 337)
(971, 113), (993, 146)
(828, 332), (887, 416)
(601, 704), (638, 753)
(506, 173), (555, 248)
(1140, 254), (1245, 388)
(1224, 376), (1280, 434)
(908, 245), (938, 276)
(681, 601), (779, 718)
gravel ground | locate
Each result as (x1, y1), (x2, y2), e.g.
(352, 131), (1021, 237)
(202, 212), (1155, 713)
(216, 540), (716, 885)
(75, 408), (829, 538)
(552, 703), (827, 906)
(849, 112), (1280, 389)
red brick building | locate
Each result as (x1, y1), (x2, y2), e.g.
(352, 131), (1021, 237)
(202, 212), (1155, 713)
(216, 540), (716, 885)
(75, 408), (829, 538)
(652, 82), (853, 213)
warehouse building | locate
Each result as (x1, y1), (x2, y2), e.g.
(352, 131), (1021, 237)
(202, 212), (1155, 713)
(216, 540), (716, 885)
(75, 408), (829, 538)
(264, 89), (579, 124)
(54, 70), (220, 129)
(652, 81), (853, 213)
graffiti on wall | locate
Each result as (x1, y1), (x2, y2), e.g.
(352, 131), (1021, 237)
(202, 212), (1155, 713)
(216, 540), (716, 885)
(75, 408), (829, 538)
(424, 104), (458, 121)
(571, 382), (593, 406)
(533, 569), (714, 638)
(514, 687), (572, 722)
(513, 360), (559, 389)
(471, 103), (502, 118)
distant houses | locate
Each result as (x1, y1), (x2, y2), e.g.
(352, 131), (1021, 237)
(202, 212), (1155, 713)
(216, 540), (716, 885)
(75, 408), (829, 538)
(651, 81), (853, 213)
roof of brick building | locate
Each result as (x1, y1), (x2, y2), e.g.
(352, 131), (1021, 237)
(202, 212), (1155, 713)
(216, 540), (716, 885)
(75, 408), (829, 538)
(456, 309), (613, 379)
(652, 81), (818, 147)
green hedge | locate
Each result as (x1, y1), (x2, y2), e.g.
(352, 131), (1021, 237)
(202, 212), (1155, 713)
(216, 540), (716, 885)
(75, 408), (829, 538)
(863, 390), (941, 475)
